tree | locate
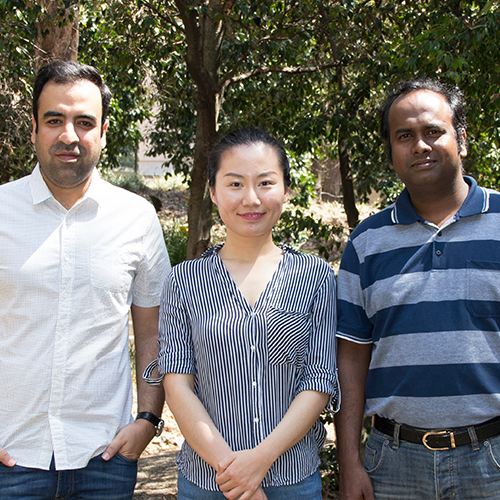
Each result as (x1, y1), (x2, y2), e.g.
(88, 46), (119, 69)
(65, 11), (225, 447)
(3, 0), (499, 249)
(35, 0), (79, 69)
(141, 0), (340, 257)
(0, 0), (80, 183)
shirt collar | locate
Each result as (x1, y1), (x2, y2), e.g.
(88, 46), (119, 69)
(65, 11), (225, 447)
(29, 164), (102, 208)
(391, 176), (488, 225)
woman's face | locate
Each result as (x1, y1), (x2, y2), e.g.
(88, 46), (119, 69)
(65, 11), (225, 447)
(210, 142), (289, 240)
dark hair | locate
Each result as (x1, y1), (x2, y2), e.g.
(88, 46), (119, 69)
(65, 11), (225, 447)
(33, 60), (112, 136)
(380, 78), (466, 163)
(207, 127), (292, 189)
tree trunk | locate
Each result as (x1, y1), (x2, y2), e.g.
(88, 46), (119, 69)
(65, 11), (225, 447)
(338, 132), (359, 231)
(318, 4), (360, 231)
(35, 0), (79, 69)
(175, 0), (226, 259)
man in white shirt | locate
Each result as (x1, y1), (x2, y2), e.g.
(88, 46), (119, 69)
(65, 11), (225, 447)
(0, 61), (170, 499)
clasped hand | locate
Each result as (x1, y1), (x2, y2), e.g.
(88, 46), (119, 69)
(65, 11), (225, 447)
(216, 449), (269, 500)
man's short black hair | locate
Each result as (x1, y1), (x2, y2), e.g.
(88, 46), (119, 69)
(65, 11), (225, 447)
(33, 60), (111, 136)
(380, 78), (466, 164)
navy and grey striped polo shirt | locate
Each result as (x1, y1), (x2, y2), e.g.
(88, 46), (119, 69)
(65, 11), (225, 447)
(158, 245), (339, 490)
(337, 176), (500, 429)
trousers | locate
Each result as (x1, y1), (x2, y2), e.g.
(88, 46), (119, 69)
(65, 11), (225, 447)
(365, 427), (500, 499)
(0, 453), (137, 500)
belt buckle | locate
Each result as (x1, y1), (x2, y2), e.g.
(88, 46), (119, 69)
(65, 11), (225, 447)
(422, 430), (456, 450)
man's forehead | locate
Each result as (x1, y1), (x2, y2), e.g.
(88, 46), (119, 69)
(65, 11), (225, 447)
(390, 89), (452, 126)
(37, 80), (102, 117)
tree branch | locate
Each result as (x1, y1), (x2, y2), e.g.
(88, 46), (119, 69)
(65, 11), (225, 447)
(222, 62), (338, 88)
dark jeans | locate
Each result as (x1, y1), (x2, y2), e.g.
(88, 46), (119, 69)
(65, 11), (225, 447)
(0, 453), (137, 500)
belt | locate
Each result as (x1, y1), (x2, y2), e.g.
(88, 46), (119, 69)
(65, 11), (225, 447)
(373, 415), (500, 451)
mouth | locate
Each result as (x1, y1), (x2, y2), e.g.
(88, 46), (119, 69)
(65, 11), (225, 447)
(411, 158), (436, 169)
(55, 152), (80, 162)
(238, 212), (265, 220)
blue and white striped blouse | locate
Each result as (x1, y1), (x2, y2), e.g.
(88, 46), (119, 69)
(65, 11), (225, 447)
(157, 245), (339, 491)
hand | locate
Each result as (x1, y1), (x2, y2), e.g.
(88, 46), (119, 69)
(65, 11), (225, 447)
(216, 449), (270, 500)
(338, 464), (375, 500)
(0, 445), (16, 467)
(102, 419), (156, 461)
(248, 486), (268, 500)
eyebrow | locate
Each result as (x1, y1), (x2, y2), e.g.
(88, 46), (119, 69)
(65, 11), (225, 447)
(43, 110), (98, 123)
(223, 171), (279, 178)
(395, 123), (445, 135)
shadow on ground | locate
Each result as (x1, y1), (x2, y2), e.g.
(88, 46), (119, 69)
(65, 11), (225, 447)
(134, 449), (178, 499)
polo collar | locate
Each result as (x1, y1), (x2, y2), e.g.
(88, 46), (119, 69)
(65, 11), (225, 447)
(391, 176), (488, 225)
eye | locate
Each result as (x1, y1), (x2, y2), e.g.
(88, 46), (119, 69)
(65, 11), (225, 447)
(230, 181), (241, 187)
(427, 129), (442, 136)
(78, 120), (96, 129)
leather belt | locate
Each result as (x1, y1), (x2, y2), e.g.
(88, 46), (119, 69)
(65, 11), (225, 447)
(373, 415), (500, 451)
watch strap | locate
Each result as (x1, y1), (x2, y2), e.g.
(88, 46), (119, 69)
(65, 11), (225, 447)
(136, 412), (161, 426)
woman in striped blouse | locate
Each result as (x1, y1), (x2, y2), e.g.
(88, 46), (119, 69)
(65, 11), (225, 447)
(158, 128), (339, 500)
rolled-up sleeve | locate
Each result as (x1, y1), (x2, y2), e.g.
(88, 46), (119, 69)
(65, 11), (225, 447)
(157, 270), (196, 376)
(298, 268), (340, 412)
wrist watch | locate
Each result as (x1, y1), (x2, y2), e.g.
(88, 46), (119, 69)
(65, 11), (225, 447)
(136, 411), (164, 437)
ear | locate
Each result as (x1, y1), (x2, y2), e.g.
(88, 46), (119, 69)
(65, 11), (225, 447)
(283, 186), (290, 203)
(31, 115), (37, 144)
(459, 129), (467, 157)
(209, 184), (217, 205)
(100, 120), (109, 149)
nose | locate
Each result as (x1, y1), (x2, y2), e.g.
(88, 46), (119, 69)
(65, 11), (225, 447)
(412, 134), (432, 155)
(242, 185), (261, 206)
(58, 123), (79, 144)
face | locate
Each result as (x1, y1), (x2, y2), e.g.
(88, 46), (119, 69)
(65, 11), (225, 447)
(32, 80), (107, 194)
(209, 142), (289, 240)
(388, 89), (466, 192)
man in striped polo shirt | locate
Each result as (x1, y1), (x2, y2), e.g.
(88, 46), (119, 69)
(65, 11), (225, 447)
(335, 79), (500, 499)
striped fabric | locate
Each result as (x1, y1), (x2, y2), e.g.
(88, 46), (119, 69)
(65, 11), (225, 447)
(337, 176), (500, 429)
(157, 245), (339, 490)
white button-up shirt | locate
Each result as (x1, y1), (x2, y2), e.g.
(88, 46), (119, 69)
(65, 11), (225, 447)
(0, 165), (170, 470)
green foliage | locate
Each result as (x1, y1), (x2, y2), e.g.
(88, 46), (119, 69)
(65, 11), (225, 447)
(101, 169), (150, 194)
(271, 153), (344, 261)
(78, 0), (155, 170)
(162, 220), (188, 267)
(2, 0), (500, 220)
(0, 0), (37, 182)
(274, 208), (343, 262)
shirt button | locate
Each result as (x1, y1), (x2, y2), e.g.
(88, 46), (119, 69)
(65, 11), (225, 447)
(254, 417), (259, 423)
(437, 231), (442, 237)
(436, 250), (442, 256)
(250, 345), (256, 352)
(252, 381), (257, 387)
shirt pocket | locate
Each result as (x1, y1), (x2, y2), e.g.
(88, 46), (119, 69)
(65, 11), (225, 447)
(91, 248), (131, 293)
(266, 306), (312, 367)
(466, 260), (500, 318)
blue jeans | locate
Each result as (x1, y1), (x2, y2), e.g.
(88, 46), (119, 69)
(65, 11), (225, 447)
(177, 469), (322, 500)
(365, 428), (500, 499)
(0, 453), (137, 500)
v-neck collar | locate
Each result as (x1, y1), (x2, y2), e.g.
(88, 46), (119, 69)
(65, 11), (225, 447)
(209, 244), (288, 314)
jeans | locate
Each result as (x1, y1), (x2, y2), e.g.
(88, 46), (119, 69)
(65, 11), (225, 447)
(365, 427), (500, 499)
(0, 453), (137, 500)
(177, 469), (322, 500)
